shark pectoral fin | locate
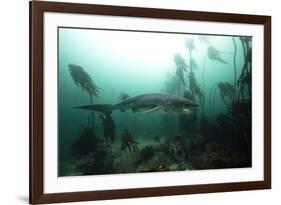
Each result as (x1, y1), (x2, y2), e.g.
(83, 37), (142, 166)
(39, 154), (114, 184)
(142, 106), (163, 114)
(74, 104), (113, 114)
(183, 108), (192, 114)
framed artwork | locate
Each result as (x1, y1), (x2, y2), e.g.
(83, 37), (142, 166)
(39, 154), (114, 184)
(30, 1), (271, 204)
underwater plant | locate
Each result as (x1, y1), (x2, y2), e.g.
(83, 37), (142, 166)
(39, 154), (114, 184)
(203, 44), (232, 117)
(185, 39), (204, 107)
(185, 38), (196, 74)
(217, 82), (235, 107)
(198, 35), (210, 45)
(153, 136), (161, 144)
(70, 127), (115, 175)
(121, 128), (139, 153)
(207, 46), (228, 64)
(209, 82), (234, 117)
(99, 113), (116, 144)
(76, 147), (114, 175)
(208, 82), (218, 117)
(173, 53), (188, 94)
(138, 146), (155, 163)
(70, 127), (100, 159)
(189, 72), (205, 109)
(237, 37), (252, 100)
(185, 38), (196, 55)
(171, 37), (204, 134)
(164, 72), (181, 95)
(165, 135), (189, 163)
(68, 64), (101, 129)
(68, 64), (100, 102)
(68, 64), (107, 173)
(232, 37), (238, 96)
(174, 53), (188, 70)
(184, 38), (196, 99)
(204, 45), (228, 98)
(190, 57), (199, 70)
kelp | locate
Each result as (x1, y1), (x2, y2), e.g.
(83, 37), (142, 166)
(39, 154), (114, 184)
(69, 64), (101, 130)
(173, 53), (187, 90)
(217, 82), (235, 107)
(232, 37), (238, 96)
(70, 127), (100, 159)
(237, 37), (252, 100)
(207, 46), (228, 64)
(69, 64), (100, 102)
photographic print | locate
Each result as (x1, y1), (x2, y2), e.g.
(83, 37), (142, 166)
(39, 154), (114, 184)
(30, 1), (271, 203)
(58, 28), (252, 176)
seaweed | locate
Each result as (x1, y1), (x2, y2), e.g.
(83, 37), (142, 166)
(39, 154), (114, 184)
(70, 127), (100, 159)
(61, 34), (253, 176)
(76, 148), (114, 175)
(232, 37), (238, 95)
(70, 127), (114, 175)
(138, 146), (155, 163)
(69, 64), (100, 130)
(217, 82), (236, 107)
(237, 37), (252, 100)
(68, 64), (100, 99)
(164, 72), (181, 95)
(173, 53), (188, 94)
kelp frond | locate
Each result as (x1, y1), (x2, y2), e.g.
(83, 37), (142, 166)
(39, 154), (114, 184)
(68, 64), (100, 97)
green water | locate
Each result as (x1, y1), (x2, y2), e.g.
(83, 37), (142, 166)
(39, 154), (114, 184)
(58, 27), (251, 176)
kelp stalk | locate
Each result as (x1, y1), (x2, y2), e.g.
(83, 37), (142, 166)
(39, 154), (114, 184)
(232, 37), (237, 100)
(68, 64), (100, 131)
(208, 83), (218, 118)
(202, 52), (208, 98)
(189, 50), (194, 97)
(237, 37), (251, 101)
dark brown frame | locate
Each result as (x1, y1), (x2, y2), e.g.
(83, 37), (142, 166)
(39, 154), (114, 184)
(30, 1), (271, 204)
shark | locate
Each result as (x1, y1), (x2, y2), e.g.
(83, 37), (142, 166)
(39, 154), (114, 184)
(75, 93), (198, 115)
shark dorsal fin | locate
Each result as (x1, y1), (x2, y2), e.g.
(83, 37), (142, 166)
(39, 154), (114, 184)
(120, 93), (130, 101)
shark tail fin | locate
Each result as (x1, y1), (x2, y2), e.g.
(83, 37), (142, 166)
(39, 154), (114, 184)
(74, 104), (114, 114)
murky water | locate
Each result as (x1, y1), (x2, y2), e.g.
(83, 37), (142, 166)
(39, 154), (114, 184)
(58, 27), (252, 176)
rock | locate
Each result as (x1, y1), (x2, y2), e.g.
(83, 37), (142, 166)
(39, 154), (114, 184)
(113, 152), (138, 173)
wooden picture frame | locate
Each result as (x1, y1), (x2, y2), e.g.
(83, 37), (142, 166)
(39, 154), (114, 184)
(30, 1), (271, 204)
